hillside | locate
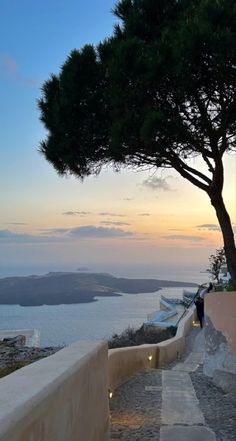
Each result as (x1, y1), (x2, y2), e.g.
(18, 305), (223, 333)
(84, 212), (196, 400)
(0, 272), (198, 306)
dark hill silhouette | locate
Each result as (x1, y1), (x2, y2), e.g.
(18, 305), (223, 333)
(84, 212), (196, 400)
(0, 272), (197, 306)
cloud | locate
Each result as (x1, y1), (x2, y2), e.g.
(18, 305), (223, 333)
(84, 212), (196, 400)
(100, 221), (131, 226)
(138, 213), (150, 217)
(0, 229), (60, 243)
(0, 225), (133, 244)
(62, 210), (127, 218)
(142, 176), (174, 191)
(62, 211), (90, 216)
(196, 224), (221, 231)
(0, 230), (15, 238)
(40, 228), (70, 235)
(162, 234), (205, 242)
(43, 226), (132, 238)
(6, 222), (28, 225)
(98, 212), (125, 217)
(0, 53), (36, 86)
(123, 198), (133, 201)
(68, 226), (132, 238)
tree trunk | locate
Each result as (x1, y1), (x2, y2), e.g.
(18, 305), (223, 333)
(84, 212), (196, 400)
(210, 192), (236, 289)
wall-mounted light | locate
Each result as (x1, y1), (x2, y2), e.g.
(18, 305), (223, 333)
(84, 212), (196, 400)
(108, 389), (113, 399)
(148, 354), (153, 362)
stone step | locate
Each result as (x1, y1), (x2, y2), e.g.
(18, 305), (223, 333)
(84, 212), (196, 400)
(161, 370), (205, 425)
(172, 351), (204, 372)
(160, 426), (216, 441)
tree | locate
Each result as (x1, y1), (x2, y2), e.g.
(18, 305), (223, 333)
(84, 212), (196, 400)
(39, 0), (236, 288)
(207, 247), (226, 283)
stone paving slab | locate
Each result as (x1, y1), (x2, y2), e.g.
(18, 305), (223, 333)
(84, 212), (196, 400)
(172, 362), (199, 372)
(162, 371), (205, 425)
(160, 426), (216, 441)
(172, 351), (204, 372)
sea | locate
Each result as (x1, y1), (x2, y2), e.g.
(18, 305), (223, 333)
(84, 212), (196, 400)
(0, 264), (210, 347)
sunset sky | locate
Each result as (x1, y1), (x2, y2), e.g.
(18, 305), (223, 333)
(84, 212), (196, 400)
(1, 0), (235, 279)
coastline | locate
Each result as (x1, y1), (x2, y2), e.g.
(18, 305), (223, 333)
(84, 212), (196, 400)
(0, 287), (195, 347)
(0, 271), (197, 307)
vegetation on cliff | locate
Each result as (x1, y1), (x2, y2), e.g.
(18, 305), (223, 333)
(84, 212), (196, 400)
(108, 324), (176, 349)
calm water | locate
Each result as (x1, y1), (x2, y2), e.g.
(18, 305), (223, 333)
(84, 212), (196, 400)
(0, 265), (209, 347)
(0, 287), (196, 347)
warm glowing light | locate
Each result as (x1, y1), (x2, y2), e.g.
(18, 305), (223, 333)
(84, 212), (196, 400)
(192, 320), (200, 327)
(148, 354), (153, 361)
(108, 390), (113, 399)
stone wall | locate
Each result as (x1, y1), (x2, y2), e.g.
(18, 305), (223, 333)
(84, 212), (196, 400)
(0, 336), (60, 372)
(204, 291), (236, 393)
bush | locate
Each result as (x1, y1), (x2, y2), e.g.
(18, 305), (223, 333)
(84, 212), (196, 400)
(108, 324), (176, 349)
(214, 284), (224, 292)
(226, 279), (234, 291)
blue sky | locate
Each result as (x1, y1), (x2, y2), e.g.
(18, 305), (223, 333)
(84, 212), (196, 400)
(0, 0), (117, 178)
(0, 1), (235, 278)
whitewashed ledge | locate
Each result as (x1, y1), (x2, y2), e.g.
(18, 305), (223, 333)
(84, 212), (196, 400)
(0, 340), (109, 441)
(0, 329), (40, 347)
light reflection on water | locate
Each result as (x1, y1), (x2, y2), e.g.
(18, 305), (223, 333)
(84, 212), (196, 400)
(0, 287), (196, 347)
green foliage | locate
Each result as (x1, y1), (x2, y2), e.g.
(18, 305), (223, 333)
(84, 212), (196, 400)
(38, 0), (236, 287)
(207, 247), (226, 283)
(226, 279), (234, 291)
(39, 45), (110, 177)
(214, 284), (224, 292)
(39, 0), (236, 180)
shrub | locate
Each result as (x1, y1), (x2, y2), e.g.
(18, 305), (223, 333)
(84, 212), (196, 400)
(226, 279), (234, 291)
(108, 324), (176, 349)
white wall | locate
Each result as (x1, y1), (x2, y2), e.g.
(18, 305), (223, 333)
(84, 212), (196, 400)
(109, 308), (196, 390)
(0, 341), (109, 441)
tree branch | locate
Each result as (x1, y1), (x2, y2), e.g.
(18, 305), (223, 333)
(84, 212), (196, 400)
(168, 152), (210, 191)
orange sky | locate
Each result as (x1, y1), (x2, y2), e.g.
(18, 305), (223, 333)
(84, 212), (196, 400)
(1, 153), (235, 276)
(0, 0), (235, 278)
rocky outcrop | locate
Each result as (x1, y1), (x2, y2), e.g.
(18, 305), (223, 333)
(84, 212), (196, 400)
(0, 336), (61, 373)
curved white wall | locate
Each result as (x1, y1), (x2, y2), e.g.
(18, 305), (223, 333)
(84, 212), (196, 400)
(108, 307), (195, 390)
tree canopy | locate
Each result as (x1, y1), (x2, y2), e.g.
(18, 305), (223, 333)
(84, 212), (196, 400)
(39, 0), (236, 287)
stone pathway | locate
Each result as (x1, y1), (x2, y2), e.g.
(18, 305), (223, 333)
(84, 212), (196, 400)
(110, 328), (236, 441)
(110, 369), (162, 440)
(161, 370), (205, 426)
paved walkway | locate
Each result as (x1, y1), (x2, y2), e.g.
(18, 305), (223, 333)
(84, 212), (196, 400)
(110, 328), (236, 441)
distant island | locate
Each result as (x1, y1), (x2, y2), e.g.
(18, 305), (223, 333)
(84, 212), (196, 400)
(0, 272), (198, 307)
